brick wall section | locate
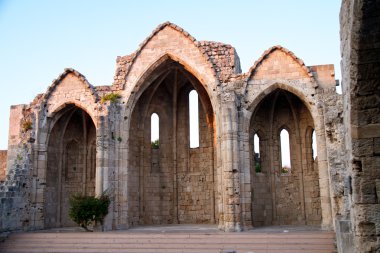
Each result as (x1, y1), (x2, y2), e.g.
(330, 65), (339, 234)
(0, 150), (7, 181)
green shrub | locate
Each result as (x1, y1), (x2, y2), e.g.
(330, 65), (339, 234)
(255, 163), (262, 173)
(100, 93), (121, 103)
(281, 166), (290, 174)
(69, 193), (110, 232)
(151, 139), (159, 149)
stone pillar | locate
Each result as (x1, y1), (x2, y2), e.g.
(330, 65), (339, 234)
(95, 115), (113, 230)
(219, 92), (242, 232)
(316, 124), (333, 230)
(238, 109), (253, 230)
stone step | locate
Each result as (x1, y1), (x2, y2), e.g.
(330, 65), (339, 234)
(0, 230), (337, 253)
(9, 232), (336, 239)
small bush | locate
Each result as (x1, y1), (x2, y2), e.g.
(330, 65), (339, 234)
(255, 163), (262, 173)
(151, 139), (159, 149)
(100, 93), (121, 103)
(69, 193), (110, 232)
(281, 166), (290, 174)
(21, 120), (33, 132)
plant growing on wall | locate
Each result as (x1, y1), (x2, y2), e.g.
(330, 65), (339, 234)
(100, 92), (121, 103)
(21, 120), (33, 132)
(151, 139), (159, 149)
(68, 193), (110, 232)
(281, 165), (290, 174)
(255, 163), (262, 173)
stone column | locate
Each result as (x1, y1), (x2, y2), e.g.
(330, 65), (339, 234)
(95, 115), (114, 231)
(95, 116), (106, 196)
(219, 92), (242, 232)
(238, 109), (253, 230)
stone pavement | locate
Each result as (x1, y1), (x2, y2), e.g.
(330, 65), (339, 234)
(0, 225), (337, 253)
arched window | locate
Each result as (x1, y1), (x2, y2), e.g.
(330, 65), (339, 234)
(151, 113), (159, 149)
(189, 90), (199, 148)
(280, 129), (291, 173)
(312, 129), (317, 160)
(253, 133), (262, 173)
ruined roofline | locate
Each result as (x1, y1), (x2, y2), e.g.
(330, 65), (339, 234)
(115, 23), (330, 85)
(41, 68), (99, 104)
(246, 45), (314, 81)
(115, 21), (198, 70)
(37, 24), (332, 96)
(114, 21), (242, 86)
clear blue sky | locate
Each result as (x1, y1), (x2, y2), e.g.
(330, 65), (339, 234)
(0, 0), (341, 150)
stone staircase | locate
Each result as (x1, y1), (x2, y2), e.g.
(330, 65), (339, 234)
(0, 228), (336, 253)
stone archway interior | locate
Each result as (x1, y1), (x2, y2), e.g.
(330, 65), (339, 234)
(128, 59), (216, 226)
(45, 105), (96, 228)
(250, 89), (321, 226)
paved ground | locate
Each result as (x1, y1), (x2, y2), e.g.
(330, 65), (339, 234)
(0, 225), (337, 253)
(34, 224), (326, 233)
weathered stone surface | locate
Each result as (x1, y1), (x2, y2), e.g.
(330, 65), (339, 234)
(0, 151), (6, 181)
(339, 0), (380, 252)
(0, 22), (337, 234)
(0, 10), (377, 251)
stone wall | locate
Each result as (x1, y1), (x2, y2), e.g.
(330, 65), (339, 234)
(127, 60), (216, 226)
(45, 108), (96, 228)
(249, 90), (321, 226)
(0, 21), (343, 237)
(0, 151), (6, 181)
(0, 104), (34, 232)
(340, 0), (380, 252)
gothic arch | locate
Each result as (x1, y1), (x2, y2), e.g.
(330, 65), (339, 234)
(41, 68), (99, 104)
(246, 45), (314, 82)
(43, 104), (97, 228)
(123, 51), (217, 227)
(247, 82), (316, 115)
(120, 23), (220, 103)
(248, 87), (326, 227)
(124, 53), (217, 118)
(121, 22), (218, 90)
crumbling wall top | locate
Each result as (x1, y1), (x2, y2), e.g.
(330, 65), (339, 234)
(197, 40), (242, 83)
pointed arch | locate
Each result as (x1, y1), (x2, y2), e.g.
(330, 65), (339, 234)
(247, 82), (316, 116)
(151, 113), (159, 148)
(279, 128), (291, 173)
(125, 48), (217, 227)
(248, 86), (326, 227)
(42, 68), (99, 104)
(120, 22), (219, 92)
(44, 105), (97, 228)
(247, 45), (314, 81)
(48, 101), (97, 126)
(124, 53), (216, 123)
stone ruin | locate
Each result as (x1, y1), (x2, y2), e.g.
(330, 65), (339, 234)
(0, 1), (379, 252)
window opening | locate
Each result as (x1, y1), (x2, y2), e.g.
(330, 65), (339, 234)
(151, 113), (159, 149)
(253, 134), (261, 173)
(189, 90), (199, 148)
(312, 129), (317, 160)
(280, 129), (291, 173)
